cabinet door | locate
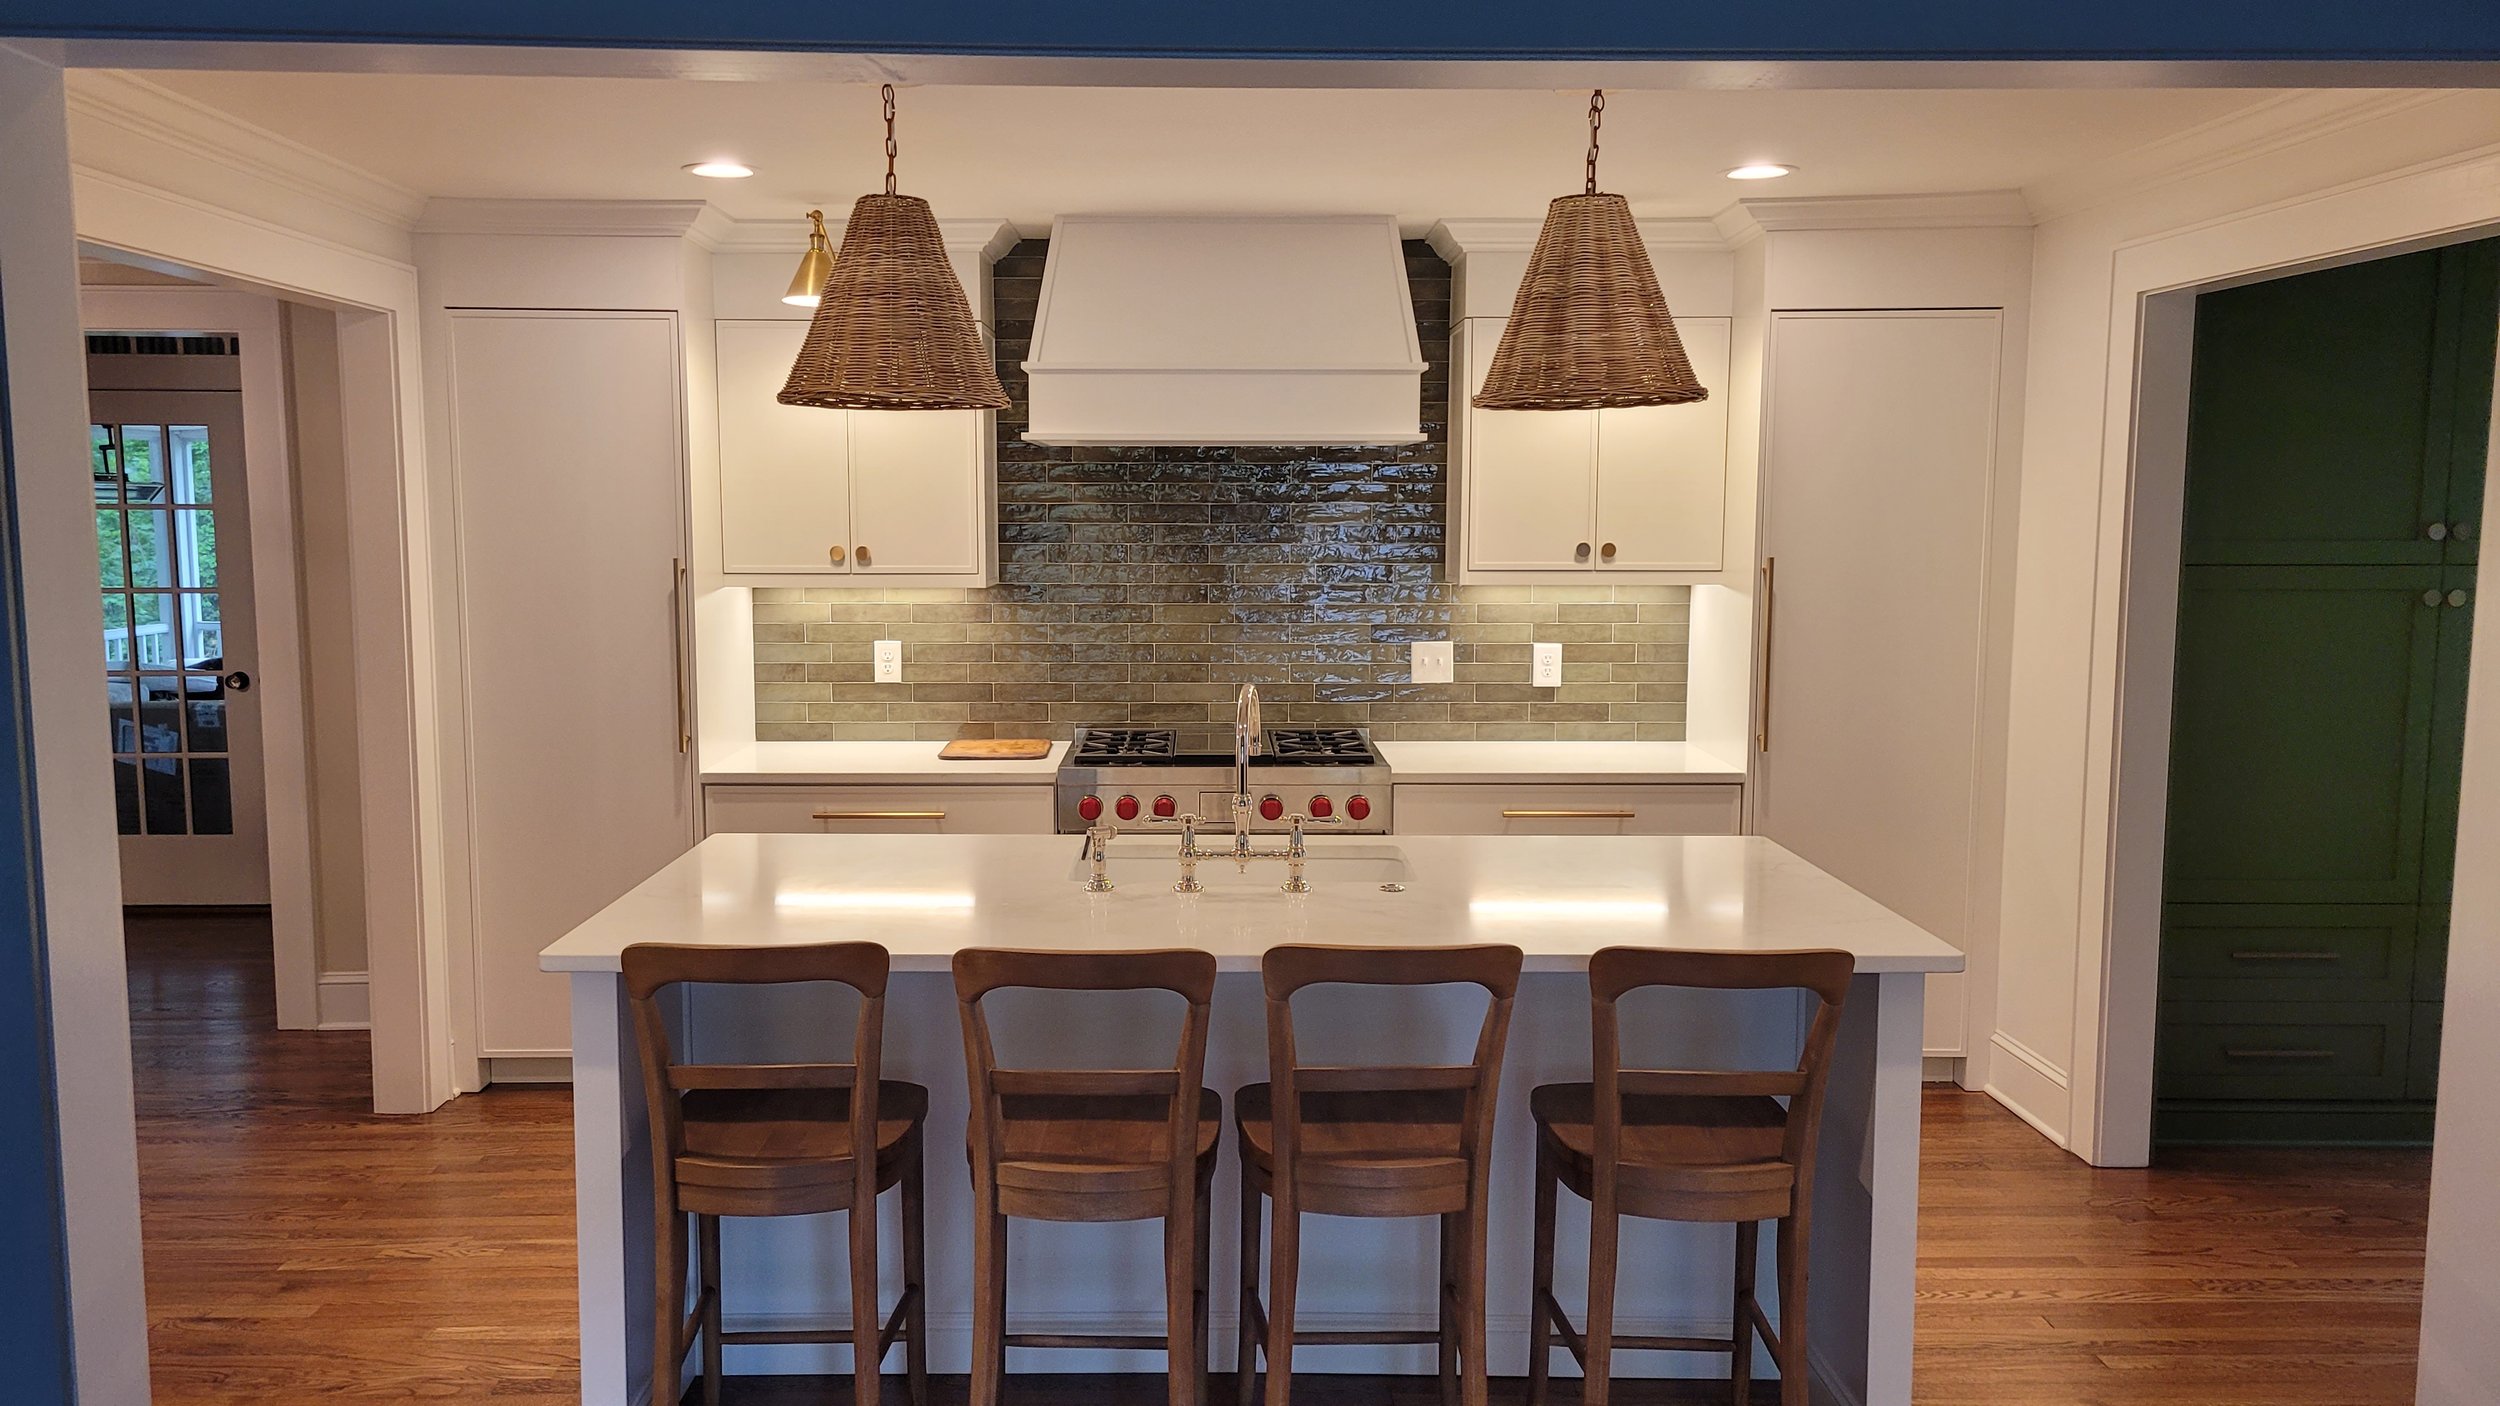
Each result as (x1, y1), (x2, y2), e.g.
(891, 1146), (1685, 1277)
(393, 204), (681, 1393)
(1389, 783), (1742, 835)
(716, 320), (850, 575)
(449, 311), (696, 1060)
(847, 408), (987, 576)
(1594, 317), (1732, 572)
(703, 784), (1052, 834)
(1755, 311), (2003, 1060)
(1459, 318), (1597, 572)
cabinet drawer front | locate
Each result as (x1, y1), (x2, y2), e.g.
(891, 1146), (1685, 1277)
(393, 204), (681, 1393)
(704, 785), (1053, 835)
(1390, 784), (1742, 836)
(2157, 1001), (2414, 1102)
(2159, 904), (2417, 1003)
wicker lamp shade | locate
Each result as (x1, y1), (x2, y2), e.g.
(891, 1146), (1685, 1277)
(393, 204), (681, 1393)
(777, 192), (1009, 411)
(1474, 191), (1707, 411)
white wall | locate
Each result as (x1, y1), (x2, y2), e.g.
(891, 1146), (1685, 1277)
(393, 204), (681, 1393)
(0, 43), (152, 1404)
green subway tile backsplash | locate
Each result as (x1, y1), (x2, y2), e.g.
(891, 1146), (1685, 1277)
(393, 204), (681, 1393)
(751, 239), (1690, 743)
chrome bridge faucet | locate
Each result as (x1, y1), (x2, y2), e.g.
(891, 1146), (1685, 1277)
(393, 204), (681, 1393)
(1082, 681), (1346, 894)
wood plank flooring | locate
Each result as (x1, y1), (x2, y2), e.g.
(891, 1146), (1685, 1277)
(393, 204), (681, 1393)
(126, 912), (2429, 1405)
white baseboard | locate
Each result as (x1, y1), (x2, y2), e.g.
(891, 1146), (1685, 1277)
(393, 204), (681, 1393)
(1984, 1031), (2073, 1148)
(484, 1056), (573, 1085)
(1919, 1057), (1964, 1083)
(314, 970), (370, 1030)
(1808, 1340), (1867, 1406)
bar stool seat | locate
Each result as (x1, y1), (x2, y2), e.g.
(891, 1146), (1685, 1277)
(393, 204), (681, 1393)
(1528, 1083), (1794, 1220)
(986, 1088), (1222, 1212)
(677, 1081), (930, 1211)
(1234, 1084), (1471, 1213)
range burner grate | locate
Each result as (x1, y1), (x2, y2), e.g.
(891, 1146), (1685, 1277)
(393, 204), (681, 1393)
(1264, 727), (1374, 762)
(1070, 727), (1179, 762)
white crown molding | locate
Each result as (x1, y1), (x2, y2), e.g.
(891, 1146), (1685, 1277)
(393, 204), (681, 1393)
(1426, 215), (1726, 262)
(414, 197), (721, 239)
(700, 212), (1018, 261)
(2023, 90), (2456, 224)
(1714, 190), (2035, 244)
(64, 69), (425, 232)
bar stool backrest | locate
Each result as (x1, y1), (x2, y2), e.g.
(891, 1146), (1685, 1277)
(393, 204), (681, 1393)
(1585, 947), (1854, 1188)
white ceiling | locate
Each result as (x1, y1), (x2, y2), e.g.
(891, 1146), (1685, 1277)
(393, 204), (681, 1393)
(136, 72), (2277, 231)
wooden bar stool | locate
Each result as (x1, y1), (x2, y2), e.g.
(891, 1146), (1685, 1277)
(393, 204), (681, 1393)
(1235, 943), (1524, 1406)
(623, 942), (930, 1406)
(1526, 948), (1854, 1406)
(954, 948), (1222, 1406)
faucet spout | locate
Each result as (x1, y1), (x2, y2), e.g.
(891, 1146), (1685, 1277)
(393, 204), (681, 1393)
(1233, 683), (1262, 856)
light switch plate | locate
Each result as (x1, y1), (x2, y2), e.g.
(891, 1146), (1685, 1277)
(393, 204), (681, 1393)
(1531, 641), (1564, 688)
(873, 639), (904, 684)
(1411, 639), (1455, 685)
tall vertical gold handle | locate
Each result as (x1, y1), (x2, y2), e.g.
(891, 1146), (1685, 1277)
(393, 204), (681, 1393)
(670, 557), (691, 755)
(1756, 557), (1776, 754)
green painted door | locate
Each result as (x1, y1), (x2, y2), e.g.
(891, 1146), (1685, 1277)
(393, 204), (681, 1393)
(2156, 240), (2491, 1147)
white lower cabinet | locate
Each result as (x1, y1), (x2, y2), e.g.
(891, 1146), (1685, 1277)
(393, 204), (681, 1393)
(704, 784), (1054, 835)
(1392, 783), (1744, 836)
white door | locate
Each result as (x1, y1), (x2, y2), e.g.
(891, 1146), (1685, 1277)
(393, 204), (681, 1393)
(1459, 319), (1598, 572)
(1754, 310), (2003, 1060)
(90, 385), (268, 905)
(1595, 317), (1733, 573)
(848, 408), (985, 575)
(715, 319), (850, 575)
(450, 310), (697, 1061)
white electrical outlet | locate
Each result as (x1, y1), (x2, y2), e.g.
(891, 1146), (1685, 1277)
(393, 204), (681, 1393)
(873, 639), (904, 684)
(1411, 639), (1455, 685)
(1531, 641), (1564, 688)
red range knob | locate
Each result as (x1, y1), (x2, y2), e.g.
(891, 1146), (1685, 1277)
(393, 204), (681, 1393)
(1345, 794), (1371, 821)
(1307, 794), (1334, 819)
(1115, 794), (1141, 821)
(1077, 794), (1103, 822)
(1152, 794), (1177, 818)
(1258, 795), (1285, 822)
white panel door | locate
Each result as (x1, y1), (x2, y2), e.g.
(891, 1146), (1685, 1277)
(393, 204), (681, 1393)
(715, 319), (850, 575)
(847, 408), (986, 576)
(451, 310), (696, 1060)
(1459, 318), (1597, 572)
(1754, 310), (2001, 1059)
(1595, 317), (1733, 573)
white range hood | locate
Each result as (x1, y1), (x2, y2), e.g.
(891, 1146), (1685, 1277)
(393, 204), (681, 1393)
(1022, 214), (1427, 447)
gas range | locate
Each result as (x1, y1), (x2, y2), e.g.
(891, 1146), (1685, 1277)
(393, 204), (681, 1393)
(1055, 726), (1393, 834)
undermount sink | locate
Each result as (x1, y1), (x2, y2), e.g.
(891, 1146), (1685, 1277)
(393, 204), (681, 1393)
(1070, 839), (1412, 889)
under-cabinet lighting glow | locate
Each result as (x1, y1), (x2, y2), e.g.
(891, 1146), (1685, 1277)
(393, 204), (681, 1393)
(684, 160), (756, 179)
(1469, 897), (1669, 920)
(1725, 163), (1795, 181)
(773, 890), (976, 912)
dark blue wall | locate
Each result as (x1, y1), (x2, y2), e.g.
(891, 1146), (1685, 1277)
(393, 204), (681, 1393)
(1, 1), (2499, 60)
(0, 271), (76, 1403)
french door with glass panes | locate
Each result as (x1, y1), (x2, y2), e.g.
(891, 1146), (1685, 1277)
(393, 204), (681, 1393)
(90, 388), (267, 904)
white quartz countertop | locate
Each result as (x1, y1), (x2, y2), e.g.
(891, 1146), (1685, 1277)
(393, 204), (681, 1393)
(701, 740), (1067, 784)
(1376, 740), (1746, 784)
(541, 832), (1961, 975)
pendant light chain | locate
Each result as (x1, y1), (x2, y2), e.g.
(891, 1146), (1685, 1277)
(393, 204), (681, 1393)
(882, 83), (900, 196)
(1584, 88), (1605, 196)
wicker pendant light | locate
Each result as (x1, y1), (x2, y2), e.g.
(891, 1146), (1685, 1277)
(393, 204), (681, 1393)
(778, 85), (1009, 412)
(1474, 91), (1707, 411)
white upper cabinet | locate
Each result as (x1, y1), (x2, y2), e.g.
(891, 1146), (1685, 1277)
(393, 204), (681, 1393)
(712, 319), (996, 585)
(1453, 315), (1732, 581)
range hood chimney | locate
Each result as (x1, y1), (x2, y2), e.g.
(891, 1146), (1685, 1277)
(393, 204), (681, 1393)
(1022, 214), (1426, 447)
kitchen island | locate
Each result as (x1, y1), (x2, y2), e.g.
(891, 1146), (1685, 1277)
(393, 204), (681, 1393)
(543, 832), (1962, 1406)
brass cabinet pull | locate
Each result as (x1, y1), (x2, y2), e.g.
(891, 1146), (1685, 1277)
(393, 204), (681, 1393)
(2229, 950), (2340, 962)
(1756, 557), (1777, 753)
(2223, 1048), (2336, 1061)
(2423, 589), (2443, 607)
(2449, 589), (2471, 607)
(1574, 541), (1591, 560)
(828, 544), (846, 565)
(2427, 521), (2450, 541)
(810, 810), (946, 821)
(1500, 809), (1637, 820)
(1599, 541), (1618, 561)
(670, 557), (690, 755)
(856, 544), (873, 567)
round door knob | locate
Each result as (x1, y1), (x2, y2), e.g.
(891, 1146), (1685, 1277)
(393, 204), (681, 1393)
(1077, 795), (1103, 822)
(220, 670), (253, 693)
(2456, 521), (2477, 541)
(2428, 522), (2450, 541)
(2450, 589), (2471, 607)
(829, 544), (847, 564)
(1600, 542), (1618, 561)
(855, 545), (872, 567)
(1345, 794), (1371, 821)
(1152, 794), (1176, 818)
(1258, 795), (1285, 822)
(1574, 542), (1592, 560)
(2425, 590), (2445, 606)
(1308, 795), (1334, 819)
(1115, 794), (1140, 821)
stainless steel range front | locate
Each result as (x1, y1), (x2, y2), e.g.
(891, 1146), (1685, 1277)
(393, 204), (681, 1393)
(1054, 725), (1393, 834)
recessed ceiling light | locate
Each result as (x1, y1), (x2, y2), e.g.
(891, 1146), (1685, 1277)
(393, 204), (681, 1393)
(684, 160), (755, 180)
(1725, 163), (1795, 181)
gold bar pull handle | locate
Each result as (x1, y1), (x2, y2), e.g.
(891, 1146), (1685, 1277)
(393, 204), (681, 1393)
(810, 811), (947, 822)
(1756, 556), (1776, 753)
(670, 557), (691, 755)
(1500, 809), (1638, 820)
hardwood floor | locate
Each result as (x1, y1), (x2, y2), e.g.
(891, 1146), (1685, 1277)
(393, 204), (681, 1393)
(126, 912), (2429, 1405)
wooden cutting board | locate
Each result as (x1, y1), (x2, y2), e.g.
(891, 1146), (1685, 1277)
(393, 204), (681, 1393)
(938, 738), (1053, 761)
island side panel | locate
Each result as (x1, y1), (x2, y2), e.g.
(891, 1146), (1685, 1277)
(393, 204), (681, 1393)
(1807, 969), (1927, 1406)
(572, 970), (655, 1406)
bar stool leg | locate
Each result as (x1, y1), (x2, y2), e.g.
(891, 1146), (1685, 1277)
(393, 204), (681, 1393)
(654, 1201), (686, 1406)
(1526, 1143), (1558, 1406)
(902, 1152), (930, 1406)
(1458, 1192), (1491, 1406)
(1436, 1212), (1459, 1406)
(969, 1185), (1005, 1406)
(1166, 1191), (1198, 1406)
(1235, 1172), (1261, 1406)
(1732, 1220), (1759, 1405)
(1196, 1165), (1216, 1406)
(1262, 1191), (1299, 1406)
(851, 1195), (883, 1406)
(1775, 1214), (1809, 1406)
(1583, 1190), (1620, 1406)
(697, 1214), (724, 1406)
